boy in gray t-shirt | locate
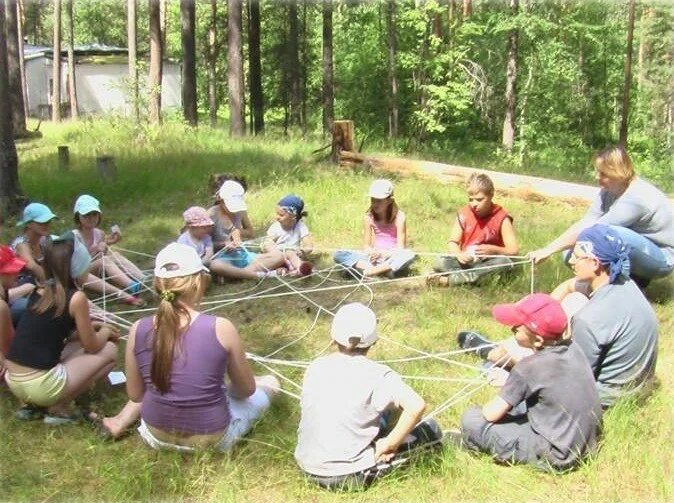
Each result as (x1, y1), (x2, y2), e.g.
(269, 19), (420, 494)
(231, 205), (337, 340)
(460, 293), (602, 471)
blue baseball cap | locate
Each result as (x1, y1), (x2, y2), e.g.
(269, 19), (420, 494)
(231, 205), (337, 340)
(277, 194), (305, 218)
(16, 203), (57, 226)
(73, 194), (101, 215)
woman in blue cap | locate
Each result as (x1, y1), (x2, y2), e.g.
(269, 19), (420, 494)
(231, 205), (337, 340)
(261, 194), (314, 276)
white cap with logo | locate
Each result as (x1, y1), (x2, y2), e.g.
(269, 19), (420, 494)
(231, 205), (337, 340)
(218, 180), (247, 213)
(331, 302), (378, 349)
(154, 242), (209, 279)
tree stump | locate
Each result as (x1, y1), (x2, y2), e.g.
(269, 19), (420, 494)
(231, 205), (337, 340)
(96, 156), (117, 182)
(332, 120), (354, 163)
(57, 145), (69, 171)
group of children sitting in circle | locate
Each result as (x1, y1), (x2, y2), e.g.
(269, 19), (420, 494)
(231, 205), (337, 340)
(0, 145), (671, 491)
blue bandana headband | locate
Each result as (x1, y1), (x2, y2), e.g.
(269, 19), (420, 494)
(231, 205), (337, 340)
(577, 224), (630, 283)
(278, 194), (304, 219)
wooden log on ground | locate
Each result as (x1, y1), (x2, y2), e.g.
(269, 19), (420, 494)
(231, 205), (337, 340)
(57, 145), (69, 171)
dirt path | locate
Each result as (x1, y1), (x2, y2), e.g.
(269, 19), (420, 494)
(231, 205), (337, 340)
(361, 154), (674, 209)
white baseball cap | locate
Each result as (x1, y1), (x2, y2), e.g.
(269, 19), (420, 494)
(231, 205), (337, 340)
(154, 242), (208, 279)
(218, 180), (247, 213)
(368, 179), (394, 199)
(331, 302), (378, 349)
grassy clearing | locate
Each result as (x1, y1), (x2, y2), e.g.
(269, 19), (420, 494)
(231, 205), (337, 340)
(1, 119), (672, 502)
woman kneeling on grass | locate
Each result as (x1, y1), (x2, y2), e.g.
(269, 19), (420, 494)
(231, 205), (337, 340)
(98, 242), (280, 450)
(4, 235), (120, 423)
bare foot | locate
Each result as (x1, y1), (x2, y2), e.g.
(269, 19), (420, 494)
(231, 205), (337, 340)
(255, 375), (281, 399)
(88, 412), (127, 439)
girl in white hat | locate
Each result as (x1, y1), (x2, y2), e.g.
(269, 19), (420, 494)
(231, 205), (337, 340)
(91, 243), (280, 446)
(333, 179), (416, 278)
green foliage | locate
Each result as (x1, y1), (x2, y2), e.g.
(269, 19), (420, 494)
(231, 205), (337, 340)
(19, 0), (673, 188)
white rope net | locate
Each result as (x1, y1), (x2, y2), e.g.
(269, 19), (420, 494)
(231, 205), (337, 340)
(90, 244), (535, 423)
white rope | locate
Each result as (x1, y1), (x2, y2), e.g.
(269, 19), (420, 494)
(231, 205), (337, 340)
(262, 308), (324, 358)
(110, 245), (156, 259)
(378, 334), (486, 373)
(96, 244), (533, 423)
(251, 357), (303, 392)
(376, 344), (497, 363)
(401, 375), (483, 383)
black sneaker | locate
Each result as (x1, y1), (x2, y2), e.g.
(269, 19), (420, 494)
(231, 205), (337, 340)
(457, 330), (494, 359)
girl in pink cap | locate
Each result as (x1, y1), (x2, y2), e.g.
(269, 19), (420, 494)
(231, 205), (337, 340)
(177, 206), (215, 264)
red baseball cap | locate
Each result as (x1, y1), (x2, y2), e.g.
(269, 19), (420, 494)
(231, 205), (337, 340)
(492, 293), (567, 339)
(0, 245), (27, 275)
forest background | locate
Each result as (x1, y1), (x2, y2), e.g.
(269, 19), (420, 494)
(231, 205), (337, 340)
(4, 0), (673, 200)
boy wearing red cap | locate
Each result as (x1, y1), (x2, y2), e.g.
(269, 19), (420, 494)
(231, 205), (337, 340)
(459, 293), (602, 471)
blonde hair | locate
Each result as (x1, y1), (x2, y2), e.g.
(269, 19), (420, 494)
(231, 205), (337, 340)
(150, 273), (207, 394)
(593, 146), (635, 182)
(466, 173), (495, 197)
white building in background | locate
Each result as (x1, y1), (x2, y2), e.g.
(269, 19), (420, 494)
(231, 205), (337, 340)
(24, 44), (181, 118)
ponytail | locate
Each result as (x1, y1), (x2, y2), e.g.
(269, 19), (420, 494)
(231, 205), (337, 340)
(150, 274), (205, 394)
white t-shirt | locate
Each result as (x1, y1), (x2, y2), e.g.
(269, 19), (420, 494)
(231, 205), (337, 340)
(294, 352), (417, 477)
(266, 221), (309, 250)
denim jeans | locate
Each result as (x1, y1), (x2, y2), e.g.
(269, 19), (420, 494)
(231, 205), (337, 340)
(563, 225), (674, 280)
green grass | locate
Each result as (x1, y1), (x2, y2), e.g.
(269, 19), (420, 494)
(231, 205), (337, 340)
(1, 118), (672, 502)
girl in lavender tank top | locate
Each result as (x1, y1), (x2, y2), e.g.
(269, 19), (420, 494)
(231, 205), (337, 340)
(334, 179), (416, 278)
(95, 243), (280, 449)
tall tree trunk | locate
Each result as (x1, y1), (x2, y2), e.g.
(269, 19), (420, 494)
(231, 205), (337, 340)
(149, 0), (163, 124)
(386, 0), (398, 139)
(160, 0), (167, 51)
(287, 0), (301, 128)
(300, 0), (307, 133)
(501, 0), (518, 153)
(248, 0), (264, 134)
(51, 0), (62, 122)
(448, 0), (455, 51)
(128, 0), (139, 122)
(17, 0), (28, 120)
(180, 0), (197, 126)
(65, 0), (78, 119)
(5, 0), (27, 135)
(0, 4), (23, 214)
(227, 0), (245, 136)
(321, 0), (334, 136)
(462, 0), (472, 19)
(619, 0), (636, 146)
(208, 0), (218, 127)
